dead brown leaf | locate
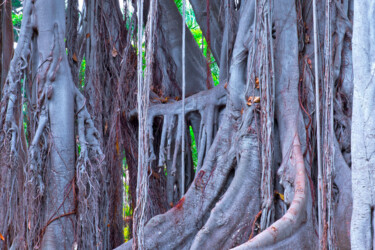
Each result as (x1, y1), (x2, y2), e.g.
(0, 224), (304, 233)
(112, 47), (118, 57)
(72, 53), (78, 62)
(255, 77), (259, 89)
(247, 96), (260, 106)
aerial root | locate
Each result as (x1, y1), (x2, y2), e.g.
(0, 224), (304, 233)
(74, 87), (104, 248)
(0, 0), (34, 163)
(145, 86), (226, 172)
(125, 86), (227, 200)
(28, 107), (49, 196)
(75, 88), (103, 163)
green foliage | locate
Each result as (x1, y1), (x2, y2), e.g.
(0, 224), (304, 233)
(189, 126), (198, 169)
(23, 102), (28, 147)
(142, 45), (146, 72)
(123, 225), (131, 242)
(12, 12), (22, 41)
(122, 156), (132, 242)
(79, 57), (86, 89)
(123, 203), (132, 242)
(125, 8), (134, 31)
(11, 13), (22, 28)
(11, 0), (23, 41)
(135, 43), (146, 75)
(211, 58), (219, 86)
(124, 202), (132, 217)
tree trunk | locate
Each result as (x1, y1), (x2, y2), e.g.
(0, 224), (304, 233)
(0, 0), (361, 249)
(34, 1), (75, 248)
(0, 0), (14, 93)
(117, 0), (354, 249)
(1, 0), (105, 249)
(351, 1), (375, 248)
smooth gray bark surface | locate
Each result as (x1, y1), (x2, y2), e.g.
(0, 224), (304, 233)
(157, 0), (210, 96)
(35, 1), (75, 248)
(351, 1), (375, 248)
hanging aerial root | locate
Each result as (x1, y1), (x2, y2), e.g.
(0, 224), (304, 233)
(28, 107), (48, 196)
(170, 114), (182, 176)
(130, 85), (226, 204)
(0, 0), (34, 158)
(137, 86), (226, 173)
(74, 87), (104, 248)
(0, 1), (36, 249)
(157, 115), (171, 167)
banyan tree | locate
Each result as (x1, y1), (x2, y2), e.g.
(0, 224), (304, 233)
(0, 0), (372, 249)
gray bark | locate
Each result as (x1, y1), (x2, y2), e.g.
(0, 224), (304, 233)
(1, 0), (105, 248)
(156, 0), (210, 96)
(0, 0), (359, 249)
(351, 1), (375, 248)
(0, 0), (13, 92)
(34, 1), (75, 248)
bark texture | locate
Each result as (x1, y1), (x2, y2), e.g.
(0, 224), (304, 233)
(1, 0), (105, 249)
(117, 0), (354, 249)
(0, 0), (14, 92)
(0, 0), (360, 249)
(351, 1), (375, 248)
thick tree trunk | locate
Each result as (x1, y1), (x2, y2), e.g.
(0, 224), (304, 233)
(117, 1), (261, 249)
(234, 0), (316, 247)
(0, 0), (14, 93)
(156, 0), (210, 96)
(117, 0), (353, 249)
(351, 1), (375, 248)
(1, 0), (105, 249)
(33, 1), (75, 248)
